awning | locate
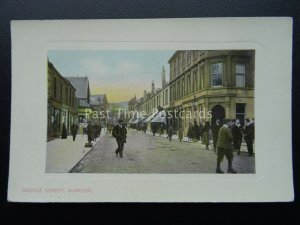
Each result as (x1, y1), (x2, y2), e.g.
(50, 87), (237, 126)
(128, 117), (136, 124)
(151, 110), (166, 124)
(132, 116), (145, 124)
(143, 111), (158, 123)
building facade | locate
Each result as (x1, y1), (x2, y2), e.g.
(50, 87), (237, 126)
(168, 50), (255, 135)
(132, 67), (170, 115)
(47, 61), (78, 140)
(66, 76), (91, 132)
(90, 94), (109, 125)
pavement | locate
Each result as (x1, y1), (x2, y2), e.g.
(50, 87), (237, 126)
(46, 129), (105, 173)
(71, 129), (255, 174)
(143, 130), (253, 153)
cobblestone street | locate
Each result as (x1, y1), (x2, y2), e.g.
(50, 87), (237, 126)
(71, 129), (255, 173)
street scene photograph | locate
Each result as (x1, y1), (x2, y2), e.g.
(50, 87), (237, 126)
(46, 50), (255, 174)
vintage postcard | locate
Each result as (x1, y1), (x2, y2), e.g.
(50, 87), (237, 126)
(8, 18), (293, 202)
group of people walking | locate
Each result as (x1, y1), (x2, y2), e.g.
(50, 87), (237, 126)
(185, 121), (212, 150)
(103, 118), (255, 174)
(60, 122), (102, 144)
(185, 118), (254, 156)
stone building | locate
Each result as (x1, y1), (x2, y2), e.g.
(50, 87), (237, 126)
(168, 50), (255, 135)
(90, 94), (109, 125)
(47, 61), (78, 140)
(138, 66), (170, 115)
(65, 76), (91, 132)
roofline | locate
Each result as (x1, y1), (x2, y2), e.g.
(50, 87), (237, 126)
(168, 51), (180, 63)
(48, 61), (76, 90)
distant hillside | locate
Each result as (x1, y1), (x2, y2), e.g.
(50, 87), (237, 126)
(109, 101), (128, 109)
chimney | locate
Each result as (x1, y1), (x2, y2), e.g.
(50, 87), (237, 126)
(161, 66), (166, 88)
(151, 80), (155, 95)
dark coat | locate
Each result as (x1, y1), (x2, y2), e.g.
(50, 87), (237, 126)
(122, 125), (127, 143)
(187, 125), (194, 139)
(244, 123), (254, 142)
(194, 124), (200, 140)
(61, 123), (67, 139)
(112, 124), (126, 143)
(203, 123), (210, 132)
(168, 126), (174, 136)
(199, 123), (204, 138)
(87, 124), (94, 142)
(232, 124), (243, 142)
(211, 123), (221, 139)
(71, 124), (78, 135)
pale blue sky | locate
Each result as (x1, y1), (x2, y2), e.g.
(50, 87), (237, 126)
(48, 50), (174, 102)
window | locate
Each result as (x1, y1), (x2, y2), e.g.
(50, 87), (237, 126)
(173, 83), (176, 100)
(60, 82), (63, 101)
(199, 67), (203, 90)
(187, 74), (191, 94)
(236, 64), (246, 87)
(193, 71), (197, 92)
(211, 63), (223, 87)
(53, 77), (57, 98)
(165, 89), (168, 105)
(176, 56), (180, 76)
(182, 78), (185, 97)
(177, 81), (180, 99)
(182, 51), (186, 68)
(187, 51), (191, 65)
(65, 87), (68, 104)
(193, 51), (197, 60)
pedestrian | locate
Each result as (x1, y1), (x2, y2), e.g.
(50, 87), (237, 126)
(168, 125), (173, 141)
(232, 119), (244, 155)
(93, 124), (98, 141)
(202, 121), (210, 150)
(61, 122), (67, 139)
(122, 123), (127, 143)
(112, 119), (126, 158)
(244, 118), (254, 157)
(159, 123), (164, 136)
(142, 123), (147, 134)
(71, 123), (78, 141)
(87, 123), (94, 144)
(178, 126), (183, 142)
(194, 121), (200, 140)
(211, 119), (221, 152)
(151, 123), (157, 136)
(199, 121), (204, 141)
(216, 119), (237, 173)
(187, 123), (194, 142)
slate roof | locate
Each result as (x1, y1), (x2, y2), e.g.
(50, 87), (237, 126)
(65, 77), (90, 99)
(90, 94), (107, 106)
(79, 100), (91, 108)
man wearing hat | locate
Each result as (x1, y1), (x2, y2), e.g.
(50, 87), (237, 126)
(112, 119), (127, 158)
(216, 119), (237, 173)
